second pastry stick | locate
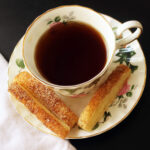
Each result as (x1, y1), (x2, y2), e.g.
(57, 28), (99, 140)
(78, 65), (131, 131)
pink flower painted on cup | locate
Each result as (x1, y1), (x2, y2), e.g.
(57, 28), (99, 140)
(49, 22), (63, 28)
(118, 81), (130, 96)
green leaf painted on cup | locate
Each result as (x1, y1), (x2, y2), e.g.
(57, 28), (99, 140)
(16, 59), (25, 69)
(114, 46), (138, 73)
(129, 64), (138, 73)
(131, 85), (135, 90)
(47, 20), (53, 24)
(54, 16), (61, 22)
(103, 111), (111, 122)
(112, 27), (118, 31)
(92, 122), (99, 130)
(126, 92), (132, 97)
(118, 95), (124, 99)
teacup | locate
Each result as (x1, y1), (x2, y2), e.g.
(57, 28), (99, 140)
(23, 5), (143, 97)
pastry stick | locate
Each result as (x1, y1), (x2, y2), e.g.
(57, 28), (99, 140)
(78, 64), (131, 131)
(9, 82), (70, 139)
(13, 72), (78, 128)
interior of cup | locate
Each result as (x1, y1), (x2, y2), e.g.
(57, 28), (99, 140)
(23, 5), (116, 88)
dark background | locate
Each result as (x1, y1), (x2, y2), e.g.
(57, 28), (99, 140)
(0, 0), (149, 150)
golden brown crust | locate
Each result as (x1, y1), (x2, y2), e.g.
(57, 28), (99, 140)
(8, 82), (69, 139)
(13, 72), (78, 128)
(78, 64), (131, 131)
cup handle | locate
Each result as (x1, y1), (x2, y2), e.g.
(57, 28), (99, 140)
(115, 20), (143, 49)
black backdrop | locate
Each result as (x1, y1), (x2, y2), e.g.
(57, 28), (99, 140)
(0, 0), (149, 150)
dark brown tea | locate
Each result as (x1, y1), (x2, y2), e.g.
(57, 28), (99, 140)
(35, 22), (106, 85)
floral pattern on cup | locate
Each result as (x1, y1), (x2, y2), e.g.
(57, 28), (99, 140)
(111, 83), (136, 109)
(118, 81), (130, 96)
(59, 77), (101, 97)
(47, 11), (75, 25)
(16, 58), (25, 72)
(114, 46), (138, 73)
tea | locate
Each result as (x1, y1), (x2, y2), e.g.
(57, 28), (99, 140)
(35, 22), (106, 85)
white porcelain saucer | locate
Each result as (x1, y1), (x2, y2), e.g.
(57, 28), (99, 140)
(8, 14), (146, 139)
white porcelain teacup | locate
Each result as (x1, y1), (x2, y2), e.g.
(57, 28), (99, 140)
(23, 5), (143, 97)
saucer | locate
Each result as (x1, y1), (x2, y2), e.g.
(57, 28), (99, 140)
(8, 14), (146, 139)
